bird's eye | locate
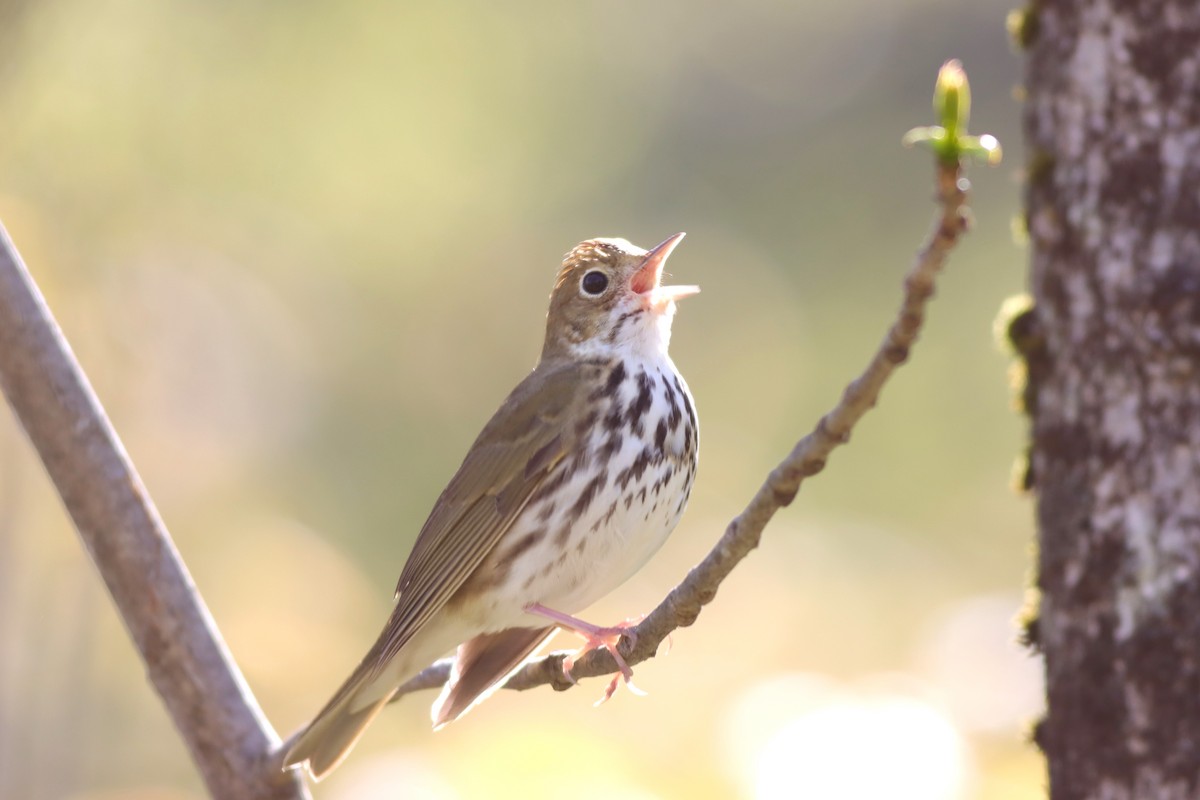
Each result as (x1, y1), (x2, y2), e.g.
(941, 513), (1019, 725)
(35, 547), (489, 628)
(581, 270), (609, 296)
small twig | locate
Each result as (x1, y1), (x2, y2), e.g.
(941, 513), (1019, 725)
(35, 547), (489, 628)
(0, 224), (310, 800)
(365, 159), (972, 709)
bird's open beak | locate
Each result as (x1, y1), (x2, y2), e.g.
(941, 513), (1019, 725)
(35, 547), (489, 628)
(631, 232), (700, 306)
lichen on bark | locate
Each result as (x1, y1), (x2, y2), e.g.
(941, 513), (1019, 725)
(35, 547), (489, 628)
(1024, 1), (1200, 796)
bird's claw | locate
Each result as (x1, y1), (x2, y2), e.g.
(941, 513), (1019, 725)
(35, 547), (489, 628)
(525, 603), (647, 703)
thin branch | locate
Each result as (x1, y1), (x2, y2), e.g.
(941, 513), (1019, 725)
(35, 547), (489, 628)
(0, 224), (310, 800)
(372, 161), (972, 707)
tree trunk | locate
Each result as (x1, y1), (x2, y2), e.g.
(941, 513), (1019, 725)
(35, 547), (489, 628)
(1024, 2), (1200, 798)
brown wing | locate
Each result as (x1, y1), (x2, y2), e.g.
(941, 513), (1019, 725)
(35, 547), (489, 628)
(371, 358), (596, 668)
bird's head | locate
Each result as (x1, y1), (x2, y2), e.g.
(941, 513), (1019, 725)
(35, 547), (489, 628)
(541, 233), (697, 362)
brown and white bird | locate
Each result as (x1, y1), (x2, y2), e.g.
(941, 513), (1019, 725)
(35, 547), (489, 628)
(284, 234), (699, 780)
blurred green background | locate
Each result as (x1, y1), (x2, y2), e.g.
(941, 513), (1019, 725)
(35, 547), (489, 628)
(0, 1), (1041, 798)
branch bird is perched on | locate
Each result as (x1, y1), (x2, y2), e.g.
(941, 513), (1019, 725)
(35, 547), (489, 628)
(284, 234), (699, 780)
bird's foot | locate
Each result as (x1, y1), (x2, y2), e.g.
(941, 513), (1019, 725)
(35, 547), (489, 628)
(524, 603), (646, 704)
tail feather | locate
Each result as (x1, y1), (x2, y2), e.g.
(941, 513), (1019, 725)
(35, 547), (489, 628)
(284, 686), (395, 781)
(284, 642), (411, 781)
(285, 615), (468, 780)
(432, 626), (556, 729)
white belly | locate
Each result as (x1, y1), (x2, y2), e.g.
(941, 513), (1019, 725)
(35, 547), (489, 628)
(475, 356), (698, 630)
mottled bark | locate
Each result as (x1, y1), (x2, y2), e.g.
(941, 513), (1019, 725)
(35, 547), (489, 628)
(1023, 2), (1200, 798)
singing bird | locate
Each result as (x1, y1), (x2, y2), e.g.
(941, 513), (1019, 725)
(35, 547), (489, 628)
(284, 234), (699, 779)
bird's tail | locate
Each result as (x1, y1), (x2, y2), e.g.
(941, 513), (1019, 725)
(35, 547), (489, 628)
(284, 621), (548, 779)
(284, 613), (468, 781)
(283, 656), (400, 781)
(431, 626), (555, 728)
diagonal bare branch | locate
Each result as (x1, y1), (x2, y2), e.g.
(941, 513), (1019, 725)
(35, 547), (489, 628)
(0, 224), (311, 800)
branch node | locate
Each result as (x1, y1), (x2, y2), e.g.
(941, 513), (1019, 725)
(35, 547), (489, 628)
(773, 483), (800, 506)
(884, 342), (912, 365)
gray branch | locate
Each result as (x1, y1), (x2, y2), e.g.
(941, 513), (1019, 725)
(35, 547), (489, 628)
(0, 224), (310, 800)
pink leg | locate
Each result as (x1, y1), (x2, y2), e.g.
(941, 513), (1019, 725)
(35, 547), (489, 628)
(524, 602), (647, 703)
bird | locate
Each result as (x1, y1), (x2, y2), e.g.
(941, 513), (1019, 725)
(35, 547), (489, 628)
(284, 233), (699, 780)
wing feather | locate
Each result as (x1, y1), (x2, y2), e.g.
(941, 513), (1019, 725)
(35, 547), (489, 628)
(373, 359), (596, 668)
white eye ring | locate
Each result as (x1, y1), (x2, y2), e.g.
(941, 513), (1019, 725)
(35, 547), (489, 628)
(580, 269), (610, 296)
